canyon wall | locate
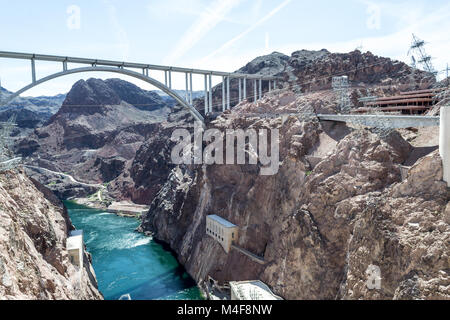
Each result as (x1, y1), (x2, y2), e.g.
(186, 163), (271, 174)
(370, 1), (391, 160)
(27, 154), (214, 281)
(139, 92), (449, 300)
(0, 168), (102, 300)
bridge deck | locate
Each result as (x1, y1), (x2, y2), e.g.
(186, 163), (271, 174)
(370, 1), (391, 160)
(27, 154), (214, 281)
(0, 51), (279, 80)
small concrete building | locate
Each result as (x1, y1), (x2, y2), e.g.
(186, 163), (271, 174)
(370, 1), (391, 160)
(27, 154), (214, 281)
(67, 230), (84, 268)
(230, 280), (283, 300)
(206, 215), (238, 253)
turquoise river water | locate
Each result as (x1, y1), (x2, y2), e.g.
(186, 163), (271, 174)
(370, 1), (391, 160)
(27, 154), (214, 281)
(65, 201), (203, 300)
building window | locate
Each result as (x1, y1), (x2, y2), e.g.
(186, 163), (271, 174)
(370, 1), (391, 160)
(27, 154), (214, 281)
(232, 233), (234, 239)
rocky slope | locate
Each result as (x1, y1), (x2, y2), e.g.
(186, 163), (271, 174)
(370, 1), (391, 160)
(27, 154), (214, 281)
(109, 104), (195, 204)
(138, 91), (449, 300)
(286, 49), (435, 93)
(0, 168), (102, 300)
(7, 48), (447, 299)
(15, 78), (174, 198)
(0, 87), (66, 138)
(200, 49), (435, 113)
(16, 50), (434, 203)
(118, 49), (431, 208)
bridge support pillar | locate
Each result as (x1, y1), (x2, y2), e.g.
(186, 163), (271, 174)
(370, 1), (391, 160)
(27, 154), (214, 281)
(440, 107), (450, 186)
(222, 76), (226, 112)
(243, 77), (247, 100)
(209, 73), (213, 113)
(227, 76), (230, 110)
(164, 71), (168, 87)
(259, 79), (262, 99)
(31, 58), (36, 83)
(189, 73), (193, 105)
(168, 70), (172, 89)
(185, 73), (189, 101)
(204, 74), (208, 114)
(254, 79), (257, 102)
(238, 78), (242, 103)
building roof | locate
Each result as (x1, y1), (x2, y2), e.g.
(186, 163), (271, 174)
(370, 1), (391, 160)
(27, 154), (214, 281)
(229, 280), (283, 300)
(207, 215), (237, 228)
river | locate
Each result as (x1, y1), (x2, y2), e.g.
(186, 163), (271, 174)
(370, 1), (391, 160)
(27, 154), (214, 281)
(65, 201), (203, 300)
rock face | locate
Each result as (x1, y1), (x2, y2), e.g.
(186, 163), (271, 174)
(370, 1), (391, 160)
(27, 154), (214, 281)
(199, 49), (434, 113)
(16, 50), (435, 203)
(286, 49), (435, 92)
(7, 49), (446, 299)
(138, 91), (449, 300)
(238, 51), (290, 76)
(0, 168), (102, 300)
(0, 87), (66, 138)
(109, 105), (195, 204)
(15, 78), (173, 198)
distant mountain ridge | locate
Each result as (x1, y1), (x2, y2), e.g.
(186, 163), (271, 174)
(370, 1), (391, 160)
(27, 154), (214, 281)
(15, 78), (185, 195)
(0, 87), (66, 131)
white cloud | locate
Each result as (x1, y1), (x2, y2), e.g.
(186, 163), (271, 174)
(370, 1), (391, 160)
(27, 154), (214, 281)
(147, 0), (246, 25)
(103, 0), (130, 61)
(163, 0), (243, 64)
(202, 1), (450, 80)
(199, 0), (292, 63)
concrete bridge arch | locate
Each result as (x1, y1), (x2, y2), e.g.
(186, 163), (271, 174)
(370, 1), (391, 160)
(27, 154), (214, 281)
(1, 66), (205, 124)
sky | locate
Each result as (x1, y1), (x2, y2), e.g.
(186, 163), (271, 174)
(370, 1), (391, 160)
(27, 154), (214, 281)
(0, 0), (449, 96)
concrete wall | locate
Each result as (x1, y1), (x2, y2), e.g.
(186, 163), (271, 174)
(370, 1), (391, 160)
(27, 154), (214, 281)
(318, 114), (440, 129)
(440, 107), (450, 186)
(68, 248), (81, 267)
(206, 216), (238, 253)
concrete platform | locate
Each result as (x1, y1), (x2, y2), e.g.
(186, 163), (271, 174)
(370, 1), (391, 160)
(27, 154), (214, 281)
(107, 202), (150, 217)
(318, 114), (440, 129)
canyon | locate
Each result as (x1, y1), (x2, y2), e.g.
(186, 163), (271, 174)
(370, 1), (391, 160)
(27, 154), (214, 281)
(0, 168), (102, 299)
(1, 49), (449, 299)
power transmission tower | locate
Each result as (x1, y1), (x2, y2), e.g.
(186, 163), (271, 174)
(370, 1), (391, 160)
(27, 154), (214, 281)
(408, 34), (437, 75)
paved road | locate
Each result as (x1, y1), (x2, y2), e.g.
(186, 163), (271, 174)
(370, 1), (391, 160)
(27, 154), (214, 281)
(24, 164), (102, 188)
(0, 157), (22, 166)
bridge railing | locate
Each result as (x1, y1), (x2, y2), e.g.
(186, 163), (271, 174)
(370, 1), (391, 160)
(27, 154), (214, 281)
(0, 51), (283, 122)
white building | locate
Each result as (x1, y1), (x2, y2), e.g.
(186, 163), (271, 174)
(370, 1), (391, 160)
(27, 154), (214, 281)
(67, 230), (84, 268)
(206, 215), (238, 253)
(230, 280), (283, 300)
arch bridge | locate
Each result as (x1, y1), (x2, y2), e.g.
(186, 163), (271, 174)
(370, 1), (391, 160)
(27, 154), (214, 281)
(0, 51), (280, 125)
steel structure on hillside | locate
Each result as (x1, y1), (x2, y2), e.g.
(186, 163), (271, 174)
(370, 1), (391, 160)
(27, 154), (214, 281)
(408, 34), (437, 75)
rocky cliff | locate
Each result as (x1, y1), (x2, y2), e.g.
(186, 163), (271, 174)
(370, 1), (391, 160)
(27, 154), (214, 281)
(15, 78), (174, 198)
(0, 87), (66, 141)
(138, 91), (449, 300)
(16, 50), (434, 203)
(8, 48), (447, 299)
(200, 49), (435, 112)
(0, 168), (102, 300)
